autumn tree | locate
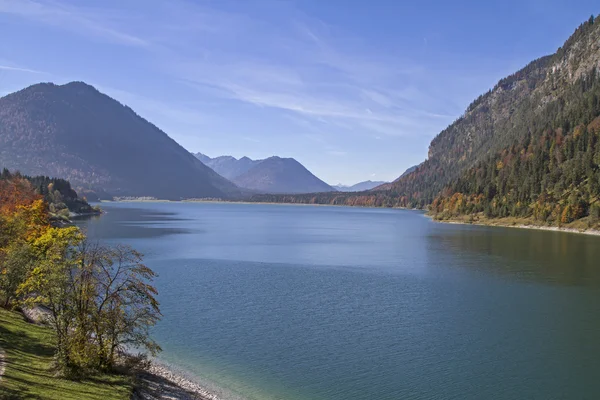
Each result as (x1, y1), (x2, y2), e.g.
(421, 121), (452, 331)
(90, 244), (161, 370)
(0, 175), (49, 307)
(19, 229), (161, 376)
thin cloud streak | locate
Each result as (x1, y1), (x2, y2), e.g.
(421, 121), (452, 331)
(0, 0), (149, 47)
(0, 64), (45, 74)
(154, 2), (456, 138)
(1, 0), (456, 139)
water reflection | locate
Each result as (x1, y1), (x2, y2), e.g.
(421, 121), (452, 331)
(76, 204), (192, 239)
(432, 224), (600, 287)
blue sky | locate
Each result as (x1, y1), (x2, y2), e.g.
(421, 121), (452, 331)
(0, 0), (598, 185)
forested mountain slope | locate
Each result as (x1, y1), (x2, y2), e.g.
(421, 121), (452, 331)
(251, 16), (600, 221)
(388, 16), (600, 209)
(0, 169), (98, 222)
(0, 82), (239, 200)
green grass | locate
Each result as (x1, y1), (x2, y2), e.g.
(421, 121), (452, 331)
(0, 308), (132, 400)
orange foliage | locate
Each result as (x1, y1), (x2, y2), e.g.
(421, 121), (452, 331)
(587, 116), (600, 135)
(0, 176), (41, 215)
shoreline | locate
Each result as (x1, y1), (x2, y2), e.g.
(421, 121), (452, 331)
(19, 306), (227, 400)
(101, 198), (421, 212)
(433, 216), (600, 236)
(135, 360), (225, 400)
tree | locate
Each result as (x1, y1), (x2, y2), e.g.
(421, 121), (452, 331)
(90, 244), (161, 370)
(0, 242), (36, 307)
(19, 227), (85, 375)
(0, 182), (49, 307)
(591, 203), (600, 222)
(1, 169), (160, 378)
(19, 229), (161, 376)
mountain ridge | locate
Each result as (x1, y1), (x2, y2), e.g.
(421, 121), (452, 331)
(233, 156), (335, 194)
(0, 82), (240, 200)
(195, 153), (262, 180)
(247, 15), (600, 218)
(333, 180), (387, 192)
(196, 153), (335, 194)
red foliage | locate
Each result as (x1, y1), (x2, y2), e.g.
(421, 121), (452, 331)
(0, 176), (41, 215)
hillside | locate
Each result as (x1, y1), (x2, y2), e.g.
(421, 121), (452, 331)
(385, 16), (600, 209)
(195, 153), (261, 180)
(1, 169), (99, 223)
(399, 165), (419, 179)
(430, 19), (600, 228)
(233, 156), (335, 194)
(251, 16), (600, 220)
(0, 309), (132, 399)
(333, 181), (387, 192)
(0, 82), (239, 200)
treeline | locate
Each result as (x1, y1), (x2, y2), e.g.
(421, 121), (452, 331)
(432, 68), (600, 228)
(1, 169), (100, 221)
(248, 191), (404, 207)
(0, 173), (160, 377)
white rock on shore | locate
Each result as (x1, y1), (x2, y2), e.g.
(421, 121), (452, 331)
(134, 362), (223, 400)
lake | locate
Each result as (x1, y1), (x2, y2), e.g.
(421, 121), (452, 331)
(80, 202), (600, 400)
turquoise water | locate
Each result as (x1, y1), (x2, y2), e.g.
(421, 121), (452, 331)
(81, 202), (600, 400)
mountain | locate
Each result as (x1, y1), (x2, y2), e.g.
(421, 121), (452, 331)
(430, 17), (600, 227)
(0, 82), (239, 200)
(333, 181), (387, 192)
(195, 153), (261, 180)
(195, 153), (334, 194)
(387, 15), (600, 210)
(232, 156), (336, 194)
(249, 15), (600, 220)
(399, 165), (418, 179)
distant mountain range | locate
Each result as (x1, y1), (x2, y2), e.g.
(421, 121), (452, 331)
(196, 153), (335, 194)
(333, 181), (387, 192)
(0, 82), (239, 200)
(195, 153), (261, 180)
(333, 165), (417, 192)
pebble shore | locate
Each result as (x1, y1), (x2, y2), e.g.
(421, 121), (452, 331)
(134, 361), (223, 400)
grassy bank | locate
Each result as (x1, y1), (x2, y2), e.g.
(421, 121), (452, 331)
(433, 213), (600, 235)
(0, 308), (132, 400)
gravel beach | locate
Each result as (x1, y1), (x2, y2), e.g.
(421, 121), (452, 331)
(133, 362), (223, 400)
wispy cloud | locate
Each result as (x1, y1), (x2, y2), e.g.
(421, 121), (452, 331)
(155, 1), (455, 138)
(1, 0), (456, 139)
(0, 0), (148, 47)
(0, 64), (45, 74)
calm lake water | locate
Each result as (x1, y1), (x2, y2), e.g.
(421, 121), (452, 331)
(80, 202), (600, 400)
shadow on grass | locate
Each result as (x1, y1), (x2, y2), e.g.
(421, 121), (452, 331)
(0, 310), (132, 400)
(0, 318), (54, 358)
